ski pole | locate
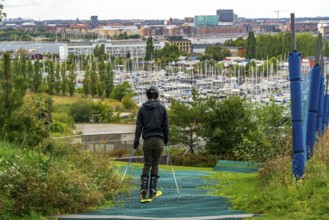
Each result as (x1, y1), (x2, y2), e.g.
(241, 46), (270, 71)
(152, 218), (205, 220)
(165, 145), (180, 198)
(114, 148), (136, 199)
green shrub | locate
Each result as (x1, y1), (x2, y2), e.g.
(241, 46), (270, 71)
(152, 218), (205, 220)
(0, 140), (122, 217)
(49, 120), (72, 135)
(92, 102), (113, 123)
(69, 99), (94, 123)
(171, 151), (219, 167)
(51, 111), (74, 127)
(2, 93), (53, 147)
(121, 95), (136, 110)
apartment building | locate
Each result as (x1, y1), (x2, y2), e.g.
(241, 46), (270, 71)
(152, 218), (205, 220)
(165, 36), (192, 54)
(59, 39), (165, 60)
(60, 42), (95, 60)
(104, 39), (165, 59)
(92, 26), (139, 38)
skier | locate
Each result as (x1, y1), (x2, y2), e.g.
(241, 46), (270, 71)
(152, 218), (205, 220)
(134, 86), (169, 201)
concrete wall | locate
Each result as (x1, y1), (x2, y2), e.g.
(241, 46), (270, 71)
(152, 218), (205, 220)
(80, 132), (139, 152)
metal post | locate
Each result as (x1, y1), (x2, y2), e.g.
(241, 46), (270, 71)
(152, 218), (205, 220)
(291, 13), (296, 51)
(114, 149), (136, 199)
(315, 33), (322, 65)
(165, 145), (181, 199)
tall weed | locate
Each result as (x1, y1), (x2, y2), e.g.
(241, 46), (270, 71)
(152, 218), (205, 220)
(0, 139), (121, 217)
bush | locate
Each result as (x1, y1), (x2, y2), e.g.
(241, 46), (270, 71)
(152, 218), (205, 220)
(2, 93), (53, 147)
(69, 100), (94, 123)
(171, 150), (219, 167)
(0, 140), (122, 218)
(51, 111), (74, 127)
(121, 95), (136, 110)
(91, 102), (113, 123)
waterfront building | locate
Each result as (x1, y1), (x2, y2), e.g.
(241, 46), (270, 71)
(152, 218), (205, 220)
(90, 16), (99, 29)
(318, 21), (329, 37)
(217, 9), (234, 22)
(194, 15), (218, 28)
(165, 36), (192, 54)
(92, 25), (138, 38)
(196, 26), (244, 36)
(59, 42), (95, 60)
(104, 39), (164, 59)
(139, 25), (165, 36)
(59, 39), (165, 60)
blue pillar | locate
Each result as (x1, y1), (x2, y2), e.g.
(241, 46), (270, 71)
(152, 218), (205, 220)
(306, 65), (321, 159)
(289, 51), (305, 179)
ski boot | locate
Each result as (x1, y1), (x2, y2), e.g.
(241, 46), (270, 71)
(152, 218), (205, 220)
(140, 175), (149, 200)
(149, 175), (159, 199)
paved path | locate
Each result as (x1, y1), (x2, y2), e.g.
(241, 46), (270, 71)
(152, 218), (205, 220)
(76, 123), (136, 134)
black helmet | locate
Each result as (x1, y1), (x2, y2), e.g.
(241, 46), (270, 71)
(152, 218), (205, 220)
(146, 86), (159, 99)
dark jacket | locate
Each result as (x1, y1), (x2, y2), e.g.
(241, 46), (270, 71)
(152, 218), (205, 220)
(134, 100), (169, 148)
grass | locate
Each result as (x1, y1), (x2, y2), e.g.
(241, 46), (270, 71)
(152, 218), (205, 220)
(203, 132), (329, 220)
(3, 130), (329, 220)
(51, 95), (123, 109)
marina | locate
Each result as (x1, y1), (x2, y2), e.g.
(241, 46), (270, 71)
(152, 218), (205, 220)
(110, 61), (314, 106)
(0, 42), (322, 106)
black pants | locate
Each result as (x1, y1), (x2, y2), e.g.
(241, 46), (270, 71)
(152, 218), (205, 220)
(142, 137), (164, 176)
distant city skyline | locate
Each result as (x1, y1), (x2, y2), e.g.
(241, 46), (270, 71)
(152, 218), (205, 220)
(3, 0), (329, 21)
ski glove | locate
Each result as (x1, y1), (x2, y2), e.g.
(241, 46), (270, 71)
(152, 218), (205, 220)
(133, 141), (139, 149)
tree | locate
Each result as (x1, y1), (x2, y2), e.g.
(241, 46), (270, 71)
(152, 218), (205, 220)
(89, 57), (98, 97)
(93, 44), (105, 59)
(324, 41), (329, 58)
(224, 37), (246, 47)
(26, 60), (33, 90)
(254, 101), (290, 153)
(0, 4), (6, 21)
(83, 67), (90, 97)
(104, 62), (114, 98)
(68, 63), (76, 96)
(31, 60), (42, 93)
(203, 44), (231, 61)
(54, 61), (61, 94)
(145, 36), (154, 61)
(110, 81), (134, 101)
(97, 57), (106, 97)
(202, 96), (258, 155)
(168, 93), (205, 154)
(47, 61), (55, 95)
(69, 100), (93, 122)
(0, 52), (27, 141)
(246, 31), (256, 59)
(60, 62), (67, 96)
(122, 94), (136, 110)
(157, 44), (180, 64)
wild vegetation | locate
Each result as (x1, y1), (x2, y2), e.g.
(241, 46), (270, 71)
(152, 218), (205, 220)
(168, 90), (291, 163)
(0, 140), (122, 219)
(1, 6), (329, 220)
(207, 132), (329, 220)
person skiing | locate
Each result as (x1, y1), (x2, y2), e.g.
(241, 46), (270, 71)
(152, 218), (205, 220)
(134, 86), (169, 200)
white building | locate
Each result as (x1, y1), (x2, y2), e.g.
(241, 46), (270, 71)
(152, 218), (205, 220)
(60, 42), (95, 60)
(318, 21), (329, 37)
(104, 39), (165, 59)
(60, 39), (165, 60)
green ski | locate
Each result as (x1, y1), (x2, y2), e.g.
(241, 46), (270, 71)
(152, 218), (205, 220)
(140, 191), (162, 203)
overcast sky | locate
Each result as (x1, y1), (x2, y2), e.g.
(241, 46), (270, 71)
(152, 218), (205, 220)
(3, 0), (329, 21)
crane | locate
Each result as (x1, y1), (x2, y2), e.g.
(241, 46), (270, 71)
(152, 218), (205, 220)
(274, 10), (291, 19)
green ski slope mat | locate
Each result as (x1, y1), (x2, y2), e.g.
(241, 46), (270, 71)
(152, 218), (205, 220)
(213, 160), (260, 173)
(57, 163), (254, 219)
